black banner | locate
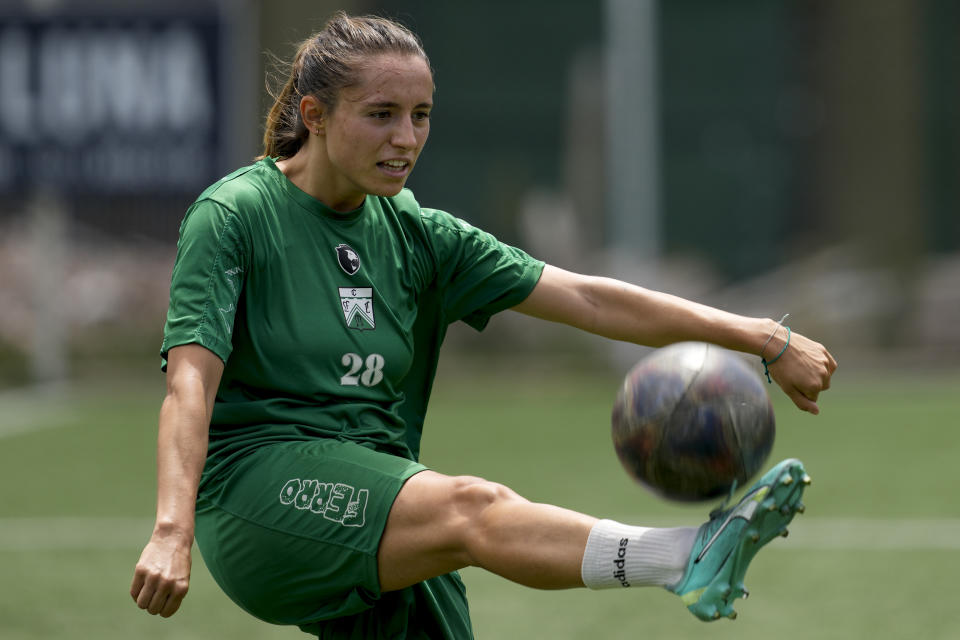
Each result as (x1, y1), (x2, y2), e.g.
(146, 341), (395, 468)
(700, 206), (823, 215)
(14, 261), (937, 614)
(0, 6), (221, 195)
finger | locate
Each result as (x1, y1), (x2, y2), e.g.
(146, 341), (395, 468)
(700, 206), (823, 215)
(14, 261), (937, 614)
(130, 569), (146, 601)
(160, 597), (182, 618)
(147, 587), (170, 616)
(136, 574), (159, 610)
(789, 388), (819, 414)
(160, 582), (188, 618)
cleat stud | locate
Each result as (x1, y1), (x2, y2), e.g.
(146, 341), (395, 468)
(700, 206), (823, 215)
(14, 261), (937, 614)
(780, 528), (789, 538)
(712, 611), (721, 620)
(742, 588), (750, 599)
(728, 611), (738, 620)
(781, 474), (794, 486)
(780, 505), (792, 515)
(796, 502), (806, 514)
(749, 531), (760, 543)
(802, 474), (812, 485)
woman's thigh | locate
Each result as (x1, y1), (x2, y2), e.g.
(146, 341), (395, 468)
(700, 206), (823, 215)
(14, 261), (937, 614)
(195, 439), (427, 625)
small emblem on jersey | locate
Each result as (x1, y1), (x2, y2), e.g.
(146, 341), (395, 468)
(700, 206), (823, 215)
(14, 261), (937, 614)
(335, 244), (361, 275)
(339, 287), (375, 331)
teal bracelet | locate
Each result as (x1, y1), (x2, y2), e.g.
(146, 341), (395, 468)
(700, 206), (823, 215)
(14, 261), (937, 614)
(761, 326), (791, 383)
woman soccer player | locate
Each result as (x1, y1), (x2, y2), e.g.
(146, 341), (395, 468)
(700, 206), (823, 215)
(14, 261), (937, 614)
(130, 12), (836, 637)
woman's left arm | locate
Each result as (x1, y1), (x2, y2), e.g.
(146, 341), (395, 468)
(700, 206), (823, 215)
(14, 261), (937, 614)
(512, 265), (837, 414)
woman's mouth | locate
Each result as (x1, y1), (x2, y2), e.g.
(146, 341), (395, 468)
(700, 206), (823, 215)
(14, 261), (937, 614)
(378, 159), (411, 177)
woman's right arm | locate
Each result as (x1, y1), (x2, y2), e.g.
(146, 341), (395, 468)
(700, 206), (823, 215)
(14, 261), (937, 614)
(130, 344), (224, 617)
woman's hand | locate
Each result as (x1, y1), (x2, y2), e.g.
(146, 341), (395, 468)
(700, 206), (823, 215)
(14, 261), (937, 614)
(130, 527), (193, 617)
(764, 326), (837, 414)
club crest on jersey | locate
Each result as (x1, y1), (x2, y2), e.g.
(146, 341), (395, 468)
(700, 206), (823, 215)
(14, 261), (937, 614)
(335, 244), (361, 275)
(339, 287), (375, 331)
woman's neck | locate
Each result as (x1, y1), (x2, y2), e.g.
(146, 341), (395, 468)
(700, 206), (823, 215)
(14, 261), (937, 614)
(275, 145), (365, 212)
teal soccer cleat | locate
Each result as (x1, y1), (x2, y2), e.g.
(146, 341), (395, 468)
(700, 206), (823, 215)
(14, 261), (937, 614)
(669, 458), (810, 621)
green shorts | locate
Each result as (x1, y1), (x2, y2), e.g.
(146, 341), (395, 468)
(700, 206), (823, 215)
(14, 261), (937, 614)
(194, 438), (473, 638)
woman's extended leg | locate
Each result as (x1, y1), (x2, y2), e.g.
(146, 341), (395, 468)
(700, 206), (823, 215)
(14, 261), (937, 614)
(377, 459), (811, 622)
(377, 470), (597, 591)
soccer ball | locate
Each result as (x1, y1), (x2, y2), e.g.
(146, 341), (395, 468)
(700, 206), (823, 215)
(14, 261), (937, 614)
(611, 342), (775, 502)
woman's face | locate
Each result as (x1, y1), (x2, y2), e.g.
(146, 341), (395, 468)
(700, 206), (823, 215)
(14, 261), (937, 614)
(319, 54), (433, 210)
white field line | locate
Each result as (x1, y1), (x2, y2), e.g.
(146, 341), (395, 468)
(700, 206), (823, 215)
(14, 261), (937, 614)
(1, 517), (959, 552)
(610, 516), (960, 551)
(0, 384), (84, 439)
(778, 517), (960, 551)
(0, 517), (155, 551)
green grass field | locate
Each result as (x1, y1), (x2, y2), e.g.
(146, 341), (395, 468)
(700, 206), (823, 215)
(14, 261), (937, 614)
(1, 359), (958, 639)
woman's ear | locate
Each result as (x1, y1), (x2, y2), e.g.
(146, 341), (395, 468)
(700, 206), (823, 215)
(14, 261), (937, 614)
(300, 95), (325, 136)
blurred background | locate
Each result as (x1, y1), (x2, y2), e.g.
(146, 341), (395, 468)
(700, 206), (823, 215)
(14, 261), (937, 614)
(0, 0), (957, 388)
(1, 2), (959, 639)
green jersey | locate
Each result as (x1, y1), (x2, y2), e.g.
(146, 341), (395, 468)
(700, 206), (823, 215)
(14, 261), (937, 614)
(162, 158), (544, 474)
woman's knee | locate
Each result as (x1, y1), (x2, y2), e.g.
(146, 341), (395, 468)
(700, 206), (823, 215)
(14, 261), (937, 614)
(445, 476), (529, 561)
(378, 472), (527, 586)
(384, 471), (528, 557)
(449, 475), (526, 519)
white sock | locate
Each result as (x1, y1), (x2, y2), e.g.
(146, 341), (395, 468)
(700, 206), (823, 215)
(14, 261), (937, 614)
(580, 519), (697, 589)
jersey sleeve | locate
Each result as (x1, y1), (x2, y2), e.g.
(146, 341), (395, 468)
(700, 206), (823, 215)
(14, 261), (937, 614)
(421, 208), (545, 331)
(160, 199), (249, 369)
